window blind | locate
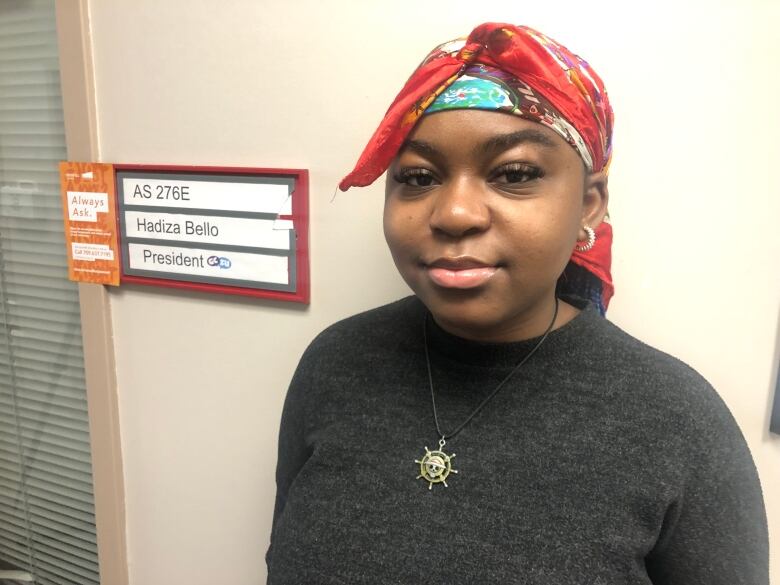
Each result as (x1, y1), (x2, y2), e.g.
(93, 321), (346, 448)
(0, 1), (100, 584)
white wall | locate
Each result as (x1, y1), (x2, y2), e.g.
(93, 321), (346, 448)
(86, 1), (779, 583)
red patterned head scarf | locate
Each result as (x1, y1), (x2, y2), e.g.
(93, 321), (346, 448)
(340, 23), (615, 311)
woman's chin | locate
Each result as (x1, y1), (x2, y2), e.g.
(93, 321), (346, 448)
(411, 281), (556, 342)
(418, 296), (509, 340)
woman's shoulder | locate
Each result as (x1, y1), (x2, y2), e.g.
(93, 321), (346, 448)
(302, 295), (424, 358)
(593, 316), (708, 388)
(590, 315), (704, 380)
(581, 310), (739, 437)
(566, 310), (759, 499)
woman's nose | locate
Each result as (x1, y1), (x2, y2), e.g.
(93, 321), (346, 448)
(429, 178), (491, 237)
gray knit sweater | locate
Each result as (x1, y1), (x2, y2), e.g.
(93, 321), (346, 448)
(266, 297), (768, 584)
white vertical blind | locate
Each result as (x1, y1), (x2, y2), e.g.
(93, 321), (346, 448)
(0, 1), (99, 584)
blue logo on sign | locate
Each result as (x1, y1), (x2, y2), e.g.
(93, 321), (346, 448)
(207, 255), (232, 269)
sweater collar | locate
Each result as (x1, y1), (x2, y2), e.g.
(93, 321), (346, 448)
(420, 296), (600, 367)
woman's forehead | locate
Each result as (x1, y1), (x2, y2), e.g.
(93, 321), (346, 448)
(401, 110), (576, 159)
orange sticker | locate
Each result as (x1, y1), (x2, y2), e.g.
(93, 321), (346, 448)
(59, 162), (120, 285)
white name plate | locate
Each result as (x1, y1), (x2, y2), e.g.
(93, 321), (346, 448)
(122, 177), (291, 214)
(127, 242), (289, 285)
(124, 211), (291, 250)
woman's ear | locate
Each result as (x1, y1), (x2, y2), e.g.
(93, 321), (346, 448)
(581, 170), (609, 235)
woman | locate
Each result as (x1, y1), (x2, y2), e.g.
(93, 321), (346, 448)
(266, 23), (768, 584)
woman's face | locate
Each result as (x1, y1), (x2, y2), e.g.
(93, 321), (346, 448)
(384, 109), (608, 342)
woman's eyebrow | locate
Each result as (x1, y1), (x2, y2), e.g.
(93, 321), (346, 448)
(401, 139), (440, 159)
(400, 129), (557, 160)
(478, 129), (558, 156)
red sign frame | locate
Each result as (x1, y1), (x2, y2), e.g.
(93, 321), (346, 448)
(114, 164), (309, 304)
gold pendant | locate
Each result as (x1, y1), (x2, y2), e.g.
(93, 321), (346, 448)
(415, 438), (458, 489)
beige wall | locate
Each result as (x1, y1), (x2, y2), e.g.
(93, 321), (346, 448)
(81, 1), (778, 583)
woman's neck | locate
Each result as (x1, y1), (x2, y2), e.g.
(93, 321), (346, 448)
(430, 296), (580, 344)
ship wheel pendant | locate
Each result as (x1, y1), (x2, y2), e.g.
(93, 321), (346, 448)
(415, 438), (458, 489)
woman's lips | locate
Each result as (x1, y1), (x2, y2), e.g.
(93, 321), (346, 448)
(425, 258), (498, 289)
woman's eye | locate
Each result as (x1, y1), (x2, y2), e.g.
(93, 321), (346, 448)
(394, 169), (438, 188)
(493, 163), (543, 184)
